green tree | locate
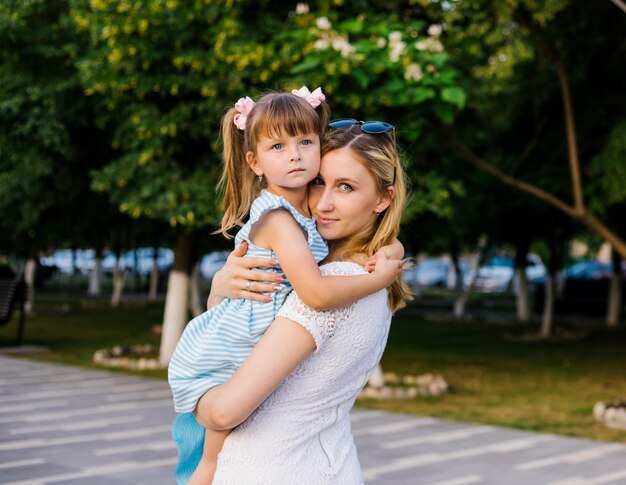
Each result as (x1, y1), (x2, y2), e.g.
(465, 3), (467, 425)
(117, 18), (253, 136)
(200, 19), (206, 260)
(440, 0), (626, 260)
(0, 0), (117, 311)
(71, 0), (465, 363)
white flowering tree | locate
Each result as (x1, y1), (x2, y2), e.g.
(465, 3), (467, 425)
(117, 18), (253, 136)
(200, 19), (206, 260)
(277, 5), (467, 222)
(283, 7), (464, 130)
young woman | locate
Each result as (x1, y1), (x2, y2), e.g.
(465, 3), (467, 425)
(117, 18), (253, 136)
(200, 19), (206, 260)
(196, 121), (410, 484)
(168, 89), (401, 483)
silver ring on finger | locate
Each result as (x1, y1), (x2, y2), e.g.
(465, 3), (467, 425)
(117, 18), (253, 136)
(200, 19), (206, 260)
(245, 281), (252, 292)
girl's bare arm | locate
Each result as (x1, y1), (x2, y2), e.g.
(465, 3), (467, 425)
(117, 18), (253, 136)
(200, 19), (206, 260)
(257, 210), (401, 310)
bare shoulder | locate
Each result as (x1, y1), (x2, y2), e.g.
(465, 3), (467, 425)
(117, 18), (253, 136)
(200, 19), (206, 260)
(249, 209), (304, 247)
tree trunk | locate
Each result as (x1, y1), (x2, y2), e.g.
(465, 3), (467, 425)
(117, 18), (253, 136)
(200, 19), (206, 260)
(88, 254), (102, 297)
(454, 237), (488, 318)
(159, 270), (190, 366)
(189, 264), (203, 317)
(514, 241), (530, 322)
(540, 233), (564, 338)
(454, 278), (476, 318)
(540, 273), (554, 338)
(24, 258), (36, 315)
(606, 249), (622, 328)
(111, 264), (126, 307)
(450, 250), (463, 291)
(516, 269), (530, 323)
(70, 248), (78, 288)
(408, 261), (421, 298)
(132, 249), (141, 293)
(158, 232), (197, 366)
(148, 258), (159, 302)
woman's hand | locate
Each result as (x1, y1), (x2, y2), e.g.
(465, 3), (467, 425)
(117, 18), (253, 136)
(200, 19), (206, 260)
(207, 241), (285, 309)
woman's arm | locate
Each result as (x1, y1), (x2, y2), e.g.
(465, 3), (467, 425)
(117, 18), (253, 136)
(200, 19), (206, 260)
(194, 316), (316, 430)
(258, 210), (401, 310)
(207, 241), (285, 309)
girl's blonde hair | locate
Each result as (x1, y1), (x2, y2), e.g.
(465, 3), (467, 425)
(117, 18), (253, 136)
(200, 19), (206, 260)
(218, 91), (329, 237)
(321, 125), (413, 313)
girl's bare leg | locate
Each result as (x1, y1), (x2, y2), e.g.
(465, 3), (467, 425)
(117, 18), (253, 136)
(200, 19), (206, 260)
(188, 429), (231, 485)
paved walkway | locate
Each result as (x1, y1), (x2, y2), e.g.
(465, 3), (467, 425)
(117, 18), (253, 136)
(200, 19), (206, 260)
(1, 355), (625, 485)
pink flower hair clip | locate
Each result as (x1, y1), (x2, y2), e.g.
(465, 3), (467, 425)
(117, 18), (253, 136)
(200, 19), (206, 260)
(292, 86), (326, 108)
(233, 96), (256, 130)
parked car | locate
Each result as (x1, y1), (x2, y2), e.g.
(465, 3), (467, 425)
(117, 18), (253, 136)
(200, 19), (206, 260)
(102, 248), (174, 275)
(534, 260), (625, 315)
(463, 254), (546, 293)
(403, 257), (470, 289)
(42, 247), (173, 276)
(564, 260), (612, 280)
(41, 249), (96, 275)
(135, 247), (174, 275)
(200, 251), (230, 281)
(404, 258), (448, 288)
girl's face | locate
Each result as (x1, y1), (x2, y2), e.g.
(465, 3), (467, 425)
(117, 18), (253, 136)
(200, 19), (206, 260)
(309, 147), (393, 242)
(246, 131), (321, 196)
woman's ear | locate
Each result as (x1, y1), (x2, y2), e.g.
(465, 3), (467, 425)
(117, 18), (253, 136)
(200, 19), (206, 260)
(246, 151), (263, 176)
(375, 186), (395, 213)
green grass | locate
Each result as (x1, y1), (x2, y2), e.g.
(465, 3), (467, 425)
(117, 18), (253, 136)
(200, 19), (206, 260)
(365, 311), (626, 443)
(1, 298), (167, 379)
(2, 297), (625, 443)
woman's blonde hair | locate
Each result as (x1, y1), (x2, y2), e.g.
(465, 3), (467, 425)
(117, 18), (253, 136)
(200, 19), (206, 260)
(218, 91), (329, 237)
(321, 125), (413, 313)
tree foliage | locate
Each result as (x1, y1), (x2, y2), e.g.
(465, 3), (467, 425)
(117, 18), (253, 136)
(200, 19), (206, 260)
(0, 0), (112, 255)
(68, 0), (465, 230)
(433, 0), (626, 258)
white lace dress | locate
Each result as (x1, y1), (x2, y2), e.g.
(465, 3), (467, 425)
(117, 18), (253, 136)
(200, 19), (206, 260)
(212, 261), (392, 485)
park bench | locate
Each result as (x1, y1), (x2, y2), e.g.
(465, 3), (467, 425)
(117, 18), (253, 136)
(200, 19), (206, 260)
(0, 278), (27, 345)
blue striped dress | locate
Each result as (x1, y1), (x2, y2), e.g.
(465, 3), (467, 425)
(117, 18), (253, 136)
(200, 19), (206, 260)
(168, 190), (328, 483)
(168, 190), (328, 485)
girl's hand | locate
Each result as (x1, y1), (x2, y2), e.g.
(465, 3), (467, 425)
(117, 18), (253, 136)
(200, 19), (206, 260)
(364, 255), (377, 273)
(371, 250), (404, 287)
(364, 239), (405, 272)
(207, 241), (285, 308)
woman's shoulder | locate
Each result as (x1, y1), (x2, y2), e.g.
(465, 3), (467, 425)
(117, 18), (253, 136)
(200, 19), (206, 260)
(318, 260), (367, 277)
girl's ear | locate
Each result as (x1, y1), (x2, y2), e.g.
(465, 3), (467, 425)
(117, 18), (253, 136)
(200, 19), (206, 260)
(246, 151), (263, 176)
(375, 186), (395, 214)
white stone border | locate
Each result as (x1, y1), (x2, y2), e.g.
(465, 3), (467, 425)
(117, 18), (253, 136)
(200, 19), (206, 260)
(92, 344), (165, 370)
(594, 401), (626, 430)
(359, 372), (448, 400)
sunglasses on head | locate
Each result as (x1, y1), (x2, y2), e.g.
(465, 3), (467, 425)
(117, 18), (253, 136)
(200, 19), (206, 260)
(328, 118), (395, 134)
(327, 118), (397, 186)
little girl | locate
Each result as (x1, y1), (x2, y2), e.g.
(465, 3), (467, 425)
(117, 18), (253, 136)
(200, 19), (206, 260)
(168, 87), (401, 484)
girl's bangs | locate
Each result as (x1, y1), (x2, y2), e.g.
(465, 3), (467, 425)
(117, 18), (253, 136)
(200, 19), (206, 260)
(256, 97), (320, 139)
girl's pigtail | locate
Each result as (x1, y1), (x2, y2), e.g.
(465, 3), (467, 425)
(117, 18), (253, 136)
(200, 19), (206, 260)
(217, 108), (257, 238)
(315, 101), (330, 138)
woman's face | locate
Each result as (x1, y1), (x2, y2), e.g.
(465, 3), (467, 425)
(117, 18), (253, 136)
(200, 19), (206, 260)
(308, 147), (392, 242)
